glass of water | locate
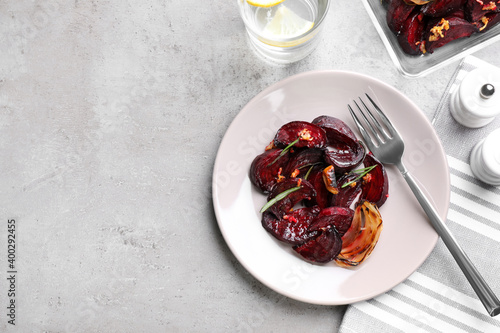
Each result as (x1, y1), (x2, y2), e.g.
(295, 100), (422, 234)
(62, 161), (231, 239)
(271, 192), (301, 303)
(237, 0), (330, 64)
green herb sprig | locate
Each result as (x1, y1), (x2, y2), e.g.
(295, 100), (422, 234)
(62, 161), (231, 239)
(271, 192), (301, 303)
(303, 164), (316, 180)
(341, 165), (377, 188)
(267, 138), (299, 166)
(260, 186), (301, 213)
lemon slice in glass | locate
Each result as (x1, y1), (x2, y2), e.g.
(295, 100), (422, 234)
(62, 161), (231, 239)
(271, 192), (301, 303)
(246, 0), (286, 7)
(262, 5), (315, 46)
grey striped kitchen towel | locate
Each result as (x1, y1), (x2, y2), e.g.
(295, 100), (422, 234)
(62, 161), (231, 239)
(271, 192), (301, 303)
(339, 56), (500, 333)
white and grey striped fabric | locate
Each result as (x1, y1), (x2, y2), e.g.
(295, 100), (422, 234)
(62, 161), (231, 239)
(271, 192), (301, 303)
(339, 56), (500, 333)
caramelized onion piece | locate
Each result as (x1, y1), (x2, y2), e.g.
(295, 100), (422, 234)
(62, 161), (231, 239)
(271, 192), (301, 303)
(403, 0), (431, 4)
(322, 165), (339, 194)
(335, 201), (383, 268)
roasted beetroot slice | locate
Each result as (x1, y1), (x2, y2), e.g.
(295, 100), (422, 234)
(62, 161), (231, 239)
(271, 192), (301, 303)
(323, 141), (365, 174)
(422, 0), (466, 17)
(398, 12), (426, 55)
(386, 0), (416, 33)
(465, 0), (499, 23)
(332, 173), (363, 208)
(425, 17), (479, 53)
(312, 115), (358, 143)
(477, 11), (500, 32)
(250, 149), (291, 193)
(360, 154), (389, 208)
(305, 166), (332, 209)
(312, 116), (366, 173)
(285, 148), (325, 178)
(293, 226), (342, 263)
(309, 206), (354, 236)
(449, 8), (466, 19)
(262, 206), (320, 245)
(273, 121), (327, 149)
(266, 178), (316, 218)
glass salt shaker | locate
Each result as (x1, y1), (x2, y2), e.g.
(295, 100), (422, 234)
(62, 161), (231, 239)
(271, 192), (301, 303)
(470, 128), (500, 186)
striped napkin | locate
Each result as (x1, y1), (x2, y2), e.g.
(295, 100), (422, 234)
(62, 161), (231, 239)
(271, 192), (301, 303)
(339, 56), (500, 333)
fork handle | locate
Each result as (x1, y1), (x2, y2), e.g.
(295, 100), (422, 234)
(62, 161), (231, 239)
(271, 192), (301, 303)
(397, 162), (500, 317)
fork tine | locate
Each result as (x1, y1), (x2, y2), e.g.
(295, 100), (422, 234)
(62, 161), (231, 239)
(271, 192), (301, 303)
(358, 97), (391, 141)
(365, 94), (396, 137)
(348, 103), (380, 148)
(353, 100), (386, 145)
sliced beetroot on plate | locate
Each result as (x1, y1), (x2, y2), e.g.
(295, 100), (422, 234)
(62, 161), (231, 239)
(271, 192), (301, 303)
(293, 226), (342, 263)
(265, 178), (316, 218)
(285, 148), (325, 178)
(312, 116), (366, 173)
(323, 141), (366, 174)
(273, 121), (327, 149)
(250, 148), (291, 193)
(261, 206), (320, 245)
(360, 154), (389, 208)
(332, 173), (363, 208)
(305, 166), (332, 209)
(312, 115), (358, 142)
(309, 206), (354, 236)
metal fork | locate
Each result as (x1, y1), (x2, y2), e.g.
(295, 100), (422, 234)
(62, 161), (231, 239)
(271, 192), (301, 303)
(349, 94), (500, 317)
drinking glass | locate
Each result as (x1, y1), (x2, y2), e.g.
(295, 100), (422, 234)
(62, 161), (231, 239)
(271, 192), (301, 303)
(237, 0), (330, 64)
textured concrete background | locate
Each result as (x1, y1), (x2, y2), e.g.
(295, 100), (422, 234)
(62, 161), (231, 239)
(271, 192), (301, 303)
(1, 0), (500, 332)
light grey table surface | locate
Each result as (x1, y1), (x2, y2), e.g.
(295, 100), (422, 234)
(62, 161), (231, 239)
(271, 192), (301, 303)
(1, 1), (500, 332)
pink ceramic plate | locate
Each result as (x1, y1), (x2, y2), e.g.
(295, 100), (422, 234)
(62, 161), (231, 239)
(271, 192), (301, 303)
(212, 70), (450, 305)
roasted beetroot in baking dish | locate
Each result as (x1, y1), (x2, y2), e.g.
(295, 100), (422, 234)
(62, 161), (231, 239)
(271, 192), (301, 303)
(398, 11), (427, 55)
(250, 116), (389, 267)
(386, 0), (416, 33)
(421, 0), (467, 18)
(425, 16), (479, 53)
(386, 0), (500, 55)
(477, 11), (500, 32)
